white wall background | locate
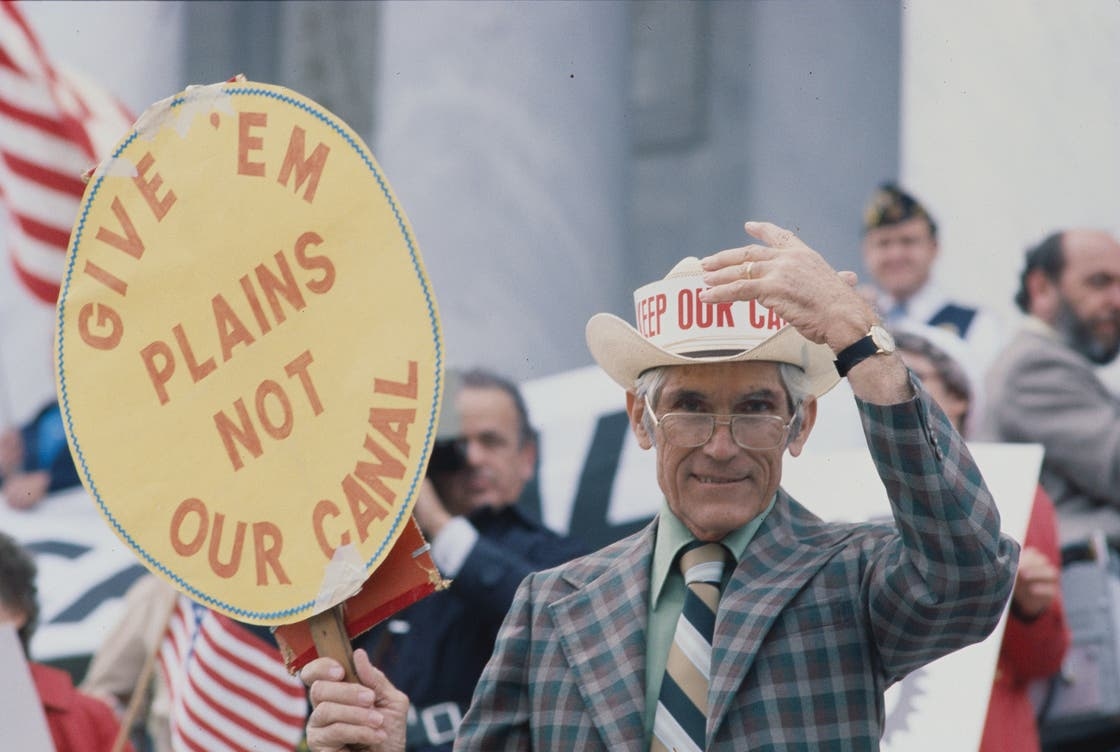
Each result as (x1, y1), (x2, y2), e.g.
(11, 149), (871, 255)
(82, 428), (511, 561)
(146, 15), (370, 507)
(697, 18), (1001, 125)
(901, 0), (1120, 331)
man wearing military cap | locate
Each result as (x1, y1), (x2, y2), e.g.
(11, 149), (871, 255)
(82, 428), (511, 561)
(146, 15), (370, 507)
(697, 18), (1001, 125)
(861, 183), (1005, 432)
(862, 183), (1003, 354)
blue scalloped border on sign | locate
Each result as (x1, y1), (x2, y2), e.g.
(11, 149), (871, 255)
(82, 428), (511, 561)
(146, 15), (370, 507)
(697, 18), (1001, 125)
(55, 84), (443, 623)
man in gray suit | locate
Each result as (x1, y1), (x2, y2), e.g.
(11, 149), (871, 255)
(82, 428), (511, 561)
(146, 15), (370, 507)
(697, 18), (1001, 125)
(981, 229), (1120, 546)
(302, 221), (1018, 752)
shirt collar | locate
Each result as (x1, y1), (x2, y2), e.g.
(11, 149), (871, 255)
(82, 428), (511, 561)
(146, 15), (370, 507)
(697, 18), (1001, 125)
(878, 280), (944, 323)
(650, 493), (775, 608)
(1023, 314), (1061, 340)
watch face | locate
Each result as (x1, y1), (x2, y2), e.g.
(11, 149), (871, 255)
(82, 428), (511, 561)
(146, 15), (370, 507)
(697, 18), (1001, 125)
(870, 325), (896, 353)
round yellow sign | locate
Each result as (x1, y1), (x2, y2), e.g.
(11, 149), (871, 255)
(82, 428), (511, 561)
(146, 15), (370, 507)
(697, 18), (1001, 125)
(55, 81), (443, 625)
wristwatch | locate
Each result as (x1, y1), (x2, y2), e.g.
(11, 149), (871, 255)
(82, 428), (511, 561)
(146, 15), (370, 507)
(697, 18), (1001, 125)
(833, 324), (896, 377)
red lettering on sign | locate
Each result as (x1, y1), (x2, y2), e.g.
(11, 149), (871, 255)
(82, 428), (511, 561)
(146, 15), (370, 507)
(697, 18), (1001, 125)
(237, 111), (267, 177)
(213, 350), (323, 470)
(174, 323), (217, 384)
(79, 151), (176, 319)
(374, 360), (418, 399)
(346, 433), (406, 539)
(168, 496), (290, 585)
(207, 511), (247, 579)
(170, 497), (207, 556)
(133, 152), (176, 221)
(136, 233), (333, 405)
(295, 231), (335, 294)
(257, 250), (308, 324)
(678, 289), (694, 329)
(140, 340), (176, 405)
(82, 260), (129, 298)
(749, 300), (766, 329)
(213, 293), (255, 361)
(716, 301), (735, 327)
(252, 521), (288, 586)
(697, 291), (713, 329)
(678, 288), (731, 330)
(278, 125), (329, 204)
(78, 303), (123, 350)
(310, 362), (421, 558)
(95, 196), (145, 260)
(312, 499), (350, 558)
(637, 294), (668, 337)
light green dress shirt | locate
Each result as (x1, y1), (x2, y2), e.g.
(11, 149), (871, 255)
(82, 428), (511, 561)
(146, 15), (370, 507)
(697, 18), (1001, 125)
(643, 495), (776, 741)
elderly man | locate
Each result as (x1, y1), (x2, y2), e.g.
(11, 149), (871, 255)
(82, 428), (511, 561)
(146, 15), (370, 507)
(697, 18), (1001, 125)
(303, 222), (1018, 752)
(981, 229), (1120, 547)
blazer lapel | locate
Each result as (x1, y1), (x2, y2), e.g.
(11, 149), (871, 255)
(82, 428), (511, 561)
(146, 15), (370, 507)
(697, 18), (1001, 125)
(707, 492), (848, 742)
(550, 522), (655, 752)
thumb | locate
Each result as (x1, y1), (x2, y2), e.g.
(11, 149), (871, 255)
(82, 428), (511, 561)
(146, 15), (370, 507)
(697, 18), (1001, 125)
(353, 649), (407, 707)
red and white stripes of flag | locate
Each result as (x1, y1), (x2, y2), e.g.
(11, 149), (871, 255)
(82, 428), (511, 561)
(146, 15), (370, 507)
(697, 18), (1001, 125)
(159, 597), (308, 752)
(0, 0), (133, 304)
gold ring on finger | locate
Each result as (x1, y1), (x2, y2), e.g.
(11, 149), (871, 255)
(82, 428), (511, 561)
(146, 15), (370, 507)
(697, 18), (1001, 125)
(745, 260), (755, 280)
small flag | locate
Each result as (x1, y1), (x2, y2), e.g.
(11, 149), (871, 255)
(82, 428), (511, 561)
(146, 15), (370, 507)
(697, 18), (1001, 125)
(159, 597), (307, 752)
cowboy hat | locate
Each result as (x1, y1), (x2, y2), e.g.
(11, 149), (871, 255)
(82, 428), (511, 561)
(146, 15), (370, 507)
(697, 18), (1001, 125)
(585, 257), (840, 396)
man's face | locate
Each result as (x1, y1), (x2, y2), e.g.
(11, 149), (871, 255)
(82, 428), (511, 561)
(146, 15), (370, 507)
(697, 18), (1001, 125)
(1051, 232), (1120, 365)
(629, 361), (814, 542)
(431, 385), (535, 516)
(862, 216), (938, 301)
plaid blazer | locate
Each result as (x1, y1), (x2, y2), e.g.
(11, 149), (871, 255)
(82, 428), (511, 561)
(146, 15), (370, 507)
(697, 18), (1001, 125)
(456, 394), (1019, 751)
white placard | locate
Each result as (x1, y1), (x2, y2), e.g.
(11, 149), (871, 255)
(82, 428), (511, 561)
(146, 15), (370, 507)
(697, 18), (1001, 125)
(0, 623), (55, 750)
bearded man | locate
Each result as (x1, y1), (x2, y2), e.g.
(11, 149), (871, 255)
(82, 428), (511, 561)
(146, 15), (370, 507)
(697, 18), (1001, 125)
(981, 229), (1120, 545)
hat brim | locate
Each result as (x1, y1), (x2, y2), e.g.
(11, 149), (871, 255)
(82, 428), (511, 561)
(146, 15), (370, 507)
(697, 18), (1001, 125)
(586, 313), (840, 397)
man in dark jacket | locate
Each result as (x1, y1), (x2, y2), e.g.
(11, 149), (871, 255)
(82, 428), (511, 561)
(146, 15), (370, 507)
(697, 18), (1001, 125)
(354, 367), (584, 751)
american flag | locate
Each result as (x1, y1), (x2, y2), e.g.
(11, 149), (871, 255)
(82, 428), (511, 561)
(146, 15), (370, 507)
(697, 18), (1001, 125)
(0, 0), (133, 304)
(160, 596), (308, 752)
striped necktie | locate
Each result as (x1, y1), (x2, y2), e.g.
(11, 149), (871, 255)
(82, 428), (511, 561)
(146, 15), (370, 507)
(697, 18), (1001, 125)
(652, 542), (728, 752)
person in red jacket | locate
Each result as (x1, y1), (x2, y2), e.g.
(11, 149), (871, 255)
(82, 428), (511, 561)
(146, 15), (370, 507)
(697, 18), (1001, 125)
(893, 327), (1070, 752)
(0, 530), (134, 752)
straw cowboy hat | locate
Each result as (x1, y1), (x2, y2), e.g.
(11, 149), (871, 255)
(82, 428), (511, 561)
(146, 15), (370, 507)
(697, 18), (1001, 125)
(585, 257), (840, 396)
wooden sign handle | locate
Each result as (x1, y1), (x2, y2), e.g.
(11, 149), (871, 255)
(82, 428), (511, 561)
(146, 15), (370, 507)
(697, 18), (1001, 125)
(309, 605), (369, 752)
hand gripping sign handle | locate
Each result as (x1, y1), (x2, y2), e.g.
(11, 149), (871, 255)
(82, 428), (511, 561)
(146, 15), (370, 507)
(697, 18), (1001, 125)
(309, 605), (371, 752)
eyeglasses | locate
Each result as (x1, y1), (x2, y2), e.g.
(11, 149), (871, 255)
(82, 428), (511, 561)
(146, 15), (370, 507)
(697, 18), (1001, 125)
(644, 394), (794, 451)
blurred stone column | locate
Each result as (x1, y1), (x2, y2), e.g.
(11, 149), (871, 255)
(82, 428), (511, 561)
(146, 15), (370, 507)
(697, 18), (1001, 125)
(374, 1), (630, 380)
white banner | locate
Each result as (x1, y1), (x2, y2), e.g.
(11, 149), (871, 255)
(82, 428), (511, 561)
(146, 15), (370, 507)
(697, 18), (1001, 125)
(0, 486), (145, 662)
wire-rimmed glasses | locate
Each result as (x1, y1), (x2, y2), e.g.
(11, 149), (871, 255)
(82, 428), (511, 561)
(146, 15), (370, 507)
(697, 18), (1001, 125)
(643, 394), (794, 451)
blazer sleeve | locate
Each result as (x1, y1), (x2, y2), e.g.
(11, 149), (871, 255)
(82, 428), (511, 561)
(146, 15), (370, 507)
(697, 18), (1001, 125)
(860, 386), (1020, 682)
